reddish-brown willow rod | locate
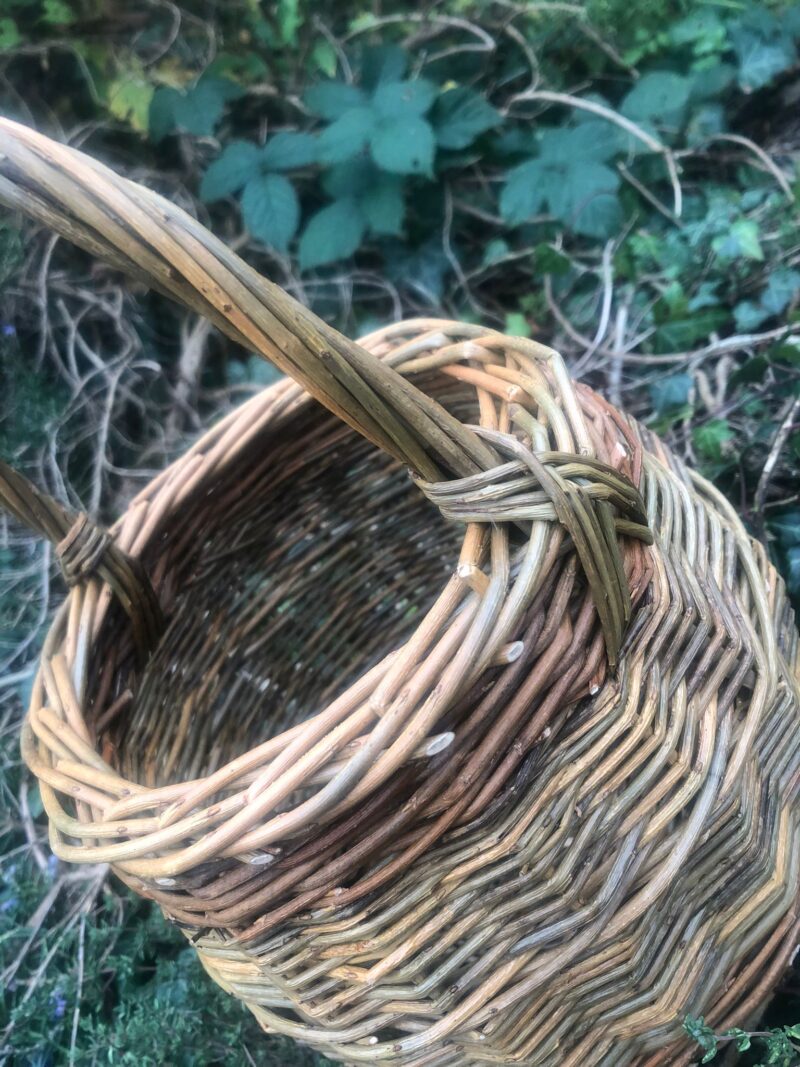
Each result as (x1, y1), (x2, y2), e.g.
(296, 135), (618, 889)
(1, 118), (799, 1066)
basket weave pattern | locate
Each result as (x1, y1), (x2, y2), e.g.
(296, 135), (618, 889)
(2, 119), (800, 1066)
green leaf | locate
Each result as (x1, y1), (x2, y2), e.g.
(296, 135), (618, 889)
(533, 243), (571, 275)
(42, 0), (74, 24)
(621, 71), (691, 127)
(305, 81), (366, 119)
(106, 75), (155, 133)
(689, 63), (736, 101)
(500, 160), (548, 224)
(713, 219), (763, 261)
(360, 45), (408, 89)
(504, 312), (531, 338)
(200, 141), (262, 201)
(370, 116), (435, 176)
(241, 173), (299, 252)
(761, 269), (800, 315)
(734, 300), (769, 332)
(277, 0), (302, 45)
(149, 76), (241, 140)
(686, 103), (725, 146)
(361, 175), (405, 236)
(318, 108), (374, 164)
(731, 28), (796, 91)
(310, 40), (338, 78)
(432, 88), (500, 150)
(694, 419), (733, 461)
(538, 125), (619, 165)
(654, 309), (726, 351)
(299, 197), (365, 269)
(322, 158), (378, 198)
(482, 239), (510, 266)
(549, 161), (621, 238)
(649, 373), (692, 414)
(372, 79), (436, 119)
(784, 1023), (800, 1039)
(261, 131), (318, 170)
(0, 17), (20, 49)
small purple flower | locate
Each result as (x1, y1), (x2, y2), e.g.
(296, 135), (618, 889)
(51, 991), (67, 1020)
(0, 897), (17, 913)
(47, 854), (59, 880)
(1, 323), (15, 337)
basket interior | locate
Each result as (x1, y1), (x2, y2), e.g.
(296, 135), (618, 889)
(98, 382), (467, 788)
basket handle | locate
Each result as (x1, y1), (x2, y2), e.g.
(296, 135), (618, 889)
(0, 117), (498, 483)
(0, 458), (162, 658)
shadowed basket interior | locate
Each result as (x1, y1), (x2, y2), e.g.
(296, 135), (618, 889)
(2, 118), (800, 1067)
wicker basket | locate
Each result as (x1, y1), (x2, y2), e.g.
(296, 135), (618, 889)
(2, 118), (800, 1067)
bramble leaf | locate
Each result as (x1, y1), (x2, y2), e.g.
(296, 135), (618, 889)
(241, 173), (300, 252)
(299, 197), (366, 269)
(432, 87), (500, 149)
(305, 80), (366, 119)
(370, 116), (435, 176)
(200, 141), (263, 201)
(318, 108), (374, 163)
(261, 131), (318, 170)
(372, 79), (436, 119)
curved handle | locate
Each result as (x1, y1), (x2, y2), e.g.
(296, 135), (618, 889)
(0, 118), (497, 483)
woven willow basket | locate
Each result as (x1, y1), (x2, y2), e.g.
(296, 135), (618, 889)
(2, 118), (800, 1067)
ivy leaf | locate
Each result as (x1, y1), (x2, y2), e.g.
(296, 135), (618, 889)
(299, 197), (366, 269)
(370, 116), (435, 176)
(649, 373), (692, 414)
(432, 87), (500, 149)
(0, 18), (21, 49)
(621, 71), (691, 129)
(734, 300), (769, 332)
(761, 269), (800, 315)
(241, 173), (299, 252)
(730, 28), (796, 91)
(304, 81), (366, 119)
(261, 131), (318, 170)
(500, 160), (549, 224)
(42, 0), (74, 25)
(372, 79), (436, 119)
(200, 141), (262, 201)
(694, 419), (733, 461)
(318, 108), (374, 163)
(713, 219), (763, 261)
(361, 175), (405, 236)
(361, 45), (408, 89)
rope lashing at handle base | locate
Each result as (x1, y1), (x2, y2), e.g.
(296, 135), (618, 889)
(0, 459), (163, 659)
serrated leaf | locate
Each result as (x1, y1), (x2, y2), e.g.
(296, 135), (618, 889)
(432, 87), (500, 149)
(149, 75), (240, 140)
(200, 141), (262, 201)
(262, 131), (317, 170)
(318, 107), (374, 163)
(305, 80), (366, 119)
(0, 17), (20, 49)
(370, 116), (435, 176)
(241, 173), (299, 252)
(621, 71), (691, 128)
(548, 161), (620, 236)
(361, 175), (405, 236)
(322, 158), (378, 199)
(500, 160), (548, 224)
(372, 79), (436, 119)
(299, 197), (365, 269)
(361, 45), (408, 89)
